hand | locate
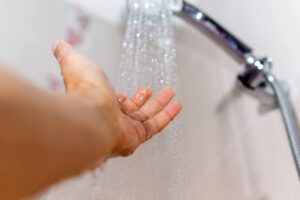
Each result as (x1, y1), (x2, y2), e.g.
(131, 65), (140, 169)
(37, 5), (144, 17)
(52, 40), (182, 157)
(115, 86), (181, 156)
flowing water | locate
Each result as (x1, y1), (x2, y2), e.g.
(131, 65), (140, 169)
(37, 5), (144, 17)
(91, 0), (187, 199)
(42, 1), (186, 199)
(110, 1), (187, 199)
(117, 0), (179, 94)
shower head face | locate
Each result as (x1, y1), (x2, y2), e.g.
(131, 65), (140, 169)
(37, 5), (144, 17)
(127, 0), (183, 15)
(169, 0), (184, 12)
(127, 0), (166, 15)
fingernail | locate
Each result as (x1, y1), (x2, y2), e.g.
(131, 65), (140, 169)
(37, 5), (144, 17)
(118, 96), (126, 103)
(161, 87), (175, 99)
(52, 40), (61, 53)
(173, 101), (183, 110)
(137, 93), (146, 101)
(53, 40), (73, 61)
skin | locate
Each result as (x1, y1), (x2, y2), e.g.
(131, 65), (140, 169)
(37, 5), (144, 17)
(0, 40), (182, 200)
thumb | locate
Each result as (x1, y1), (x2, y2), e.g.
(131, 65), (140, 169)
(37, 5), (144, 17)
(52, 40), (113, 100)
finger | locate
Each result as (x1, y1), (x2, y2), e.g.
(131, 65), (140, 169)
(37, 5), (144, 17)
(129, 87), (175, 121)
(143, 101), (182, 140)
(116, 92), (129, 113)
(131, 87), (152, 108)
(116, 92), (127, 103)
(52, 40), (112, 98)
(117, 87), (152, 114)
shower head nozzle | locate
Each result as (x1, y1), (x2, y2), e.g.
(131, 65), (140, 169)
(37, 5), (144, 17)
(127, 0), (184, 13)
(169, 0), (184, 12)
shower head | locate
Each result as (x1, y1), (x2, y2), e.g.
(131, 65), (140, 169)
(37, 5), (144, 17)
(127, 0), (184, 17)
(127, 0), (183, 12)
(169, 0), (184, 12)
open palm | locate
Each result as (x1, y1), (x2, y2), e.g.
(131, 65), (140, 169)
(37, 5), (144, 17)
(53, 40), (182, 157)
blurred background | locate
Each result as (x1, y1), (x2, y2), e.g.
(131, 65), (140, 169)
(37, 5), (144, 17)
(1, 0), (300, 199)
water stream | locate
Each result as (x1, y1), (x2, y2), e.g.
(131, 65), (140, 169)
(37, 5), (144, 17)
(94, 0), (187, 199)
(41, 1), (186, 199)
(117, 0), (179, 94)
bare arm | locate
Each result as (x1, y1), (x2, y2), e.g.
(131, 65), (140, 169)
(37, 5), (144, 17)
(0, 41), (182, 200)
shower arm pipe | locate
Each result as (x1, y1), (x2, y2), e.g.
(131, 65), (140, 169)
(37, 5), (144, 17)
(175, 1), (273, 100)
(175, 1), (254, 65)
(176, 1), (300, 179)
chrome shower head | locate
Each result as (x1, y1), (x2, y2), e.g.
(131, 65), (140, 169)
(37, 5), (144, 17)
(127, 0), (183, 12)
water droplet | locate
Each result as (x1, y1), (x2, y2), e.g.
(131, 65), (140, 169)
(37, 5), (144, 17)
(144, 2), (150, 9)
(138, 94), (145, 101)
(165, 38), (172, 46)
(151, 58), (156, 63)
(133, 2), (139, 10)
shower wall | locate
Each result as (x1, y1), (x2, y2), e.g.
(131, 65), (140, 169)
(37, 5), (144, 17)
(0, 0), (300, 199)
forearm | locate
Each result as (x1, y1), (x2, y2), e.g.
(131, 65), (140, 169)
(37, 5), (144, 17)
(0, 39), (182, 200)
(0, 70), (116, 199)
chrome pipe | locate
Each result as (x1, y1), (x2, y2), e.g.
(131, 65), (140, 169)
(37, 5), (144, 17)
(175, 0), (300, 180)
(176, 1), (253, 65)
